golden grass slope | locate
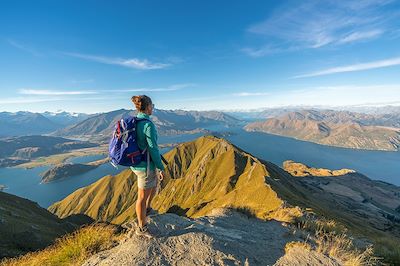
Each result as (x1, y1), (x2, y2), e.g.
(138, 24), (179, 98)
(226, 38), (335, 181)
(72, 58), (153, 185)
(48, 170), (139, 225)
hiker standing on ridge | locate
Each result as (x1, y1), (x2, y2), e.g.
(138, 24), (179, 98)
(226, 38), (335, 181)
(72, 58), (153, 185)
(130, 95), (165, 238)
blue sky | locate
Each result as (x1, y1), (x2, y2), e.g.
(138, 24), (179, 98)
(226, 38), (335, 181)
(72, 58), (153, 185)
(1, 0), (400, 113)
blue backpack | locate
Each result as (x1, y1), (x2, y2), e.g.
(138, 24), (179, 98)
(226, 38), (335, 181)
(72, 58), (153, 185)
(108, 116), (149, 168)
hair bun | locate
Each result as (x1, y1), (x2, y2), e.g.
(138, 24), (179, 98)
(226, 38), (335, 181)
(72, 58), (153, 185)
(131, 95), (152, 112)
(132, 95), (142, 110)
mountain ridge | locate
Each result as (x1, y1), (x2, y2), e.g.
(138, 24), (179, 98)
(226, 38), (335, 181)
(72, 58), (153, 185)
(52, 109), (241, 142)
(244, 109), (400, 151)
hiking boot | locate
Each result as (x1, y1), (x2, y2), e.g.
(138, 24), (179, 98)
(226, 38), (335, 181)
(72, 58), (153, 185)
(135, 224), (153, 238)
(126, 228), (135, 239)
(146, 207), (157, 216)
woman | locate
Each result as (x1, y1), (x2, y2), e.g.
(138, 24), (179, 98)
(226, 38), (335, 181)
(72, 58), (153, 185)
(130, 95), (165, 238)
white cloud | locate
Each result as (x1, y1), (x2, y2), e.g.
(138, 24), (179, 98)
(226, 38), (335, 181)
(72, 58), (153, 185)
(108, 83), (196, 93)
(19, 89), (98, 95)
(293, 56), (400, 78)
(7, 39), (41, 56)
(241, 45), (284, 58)
(244, 0), (396, 56)
(337, 29), (384, 44)
(63, 52), (171, 70)
(0, 97), (64, 104)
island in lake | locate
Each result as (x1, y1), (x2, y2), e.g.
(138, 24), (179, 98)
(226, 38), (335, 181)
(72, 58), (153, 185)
(40, 163), (98, 183)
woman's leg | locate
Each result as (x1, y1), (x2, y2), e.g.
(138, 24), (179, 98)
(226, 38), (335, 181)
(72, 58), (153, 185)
(136, 187), (153, 228)
(146, 186), (156, 210)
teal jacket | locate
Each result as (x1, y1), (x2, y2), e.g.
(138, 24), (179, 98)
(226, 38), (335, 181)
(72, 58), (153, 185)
(130, 112), (165, 172)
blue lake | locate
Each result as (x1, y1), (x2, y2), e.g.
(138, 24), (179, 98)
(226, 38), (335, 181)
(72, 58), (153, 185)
(0, 128), (399, 208)
(225, 128), (400, 186)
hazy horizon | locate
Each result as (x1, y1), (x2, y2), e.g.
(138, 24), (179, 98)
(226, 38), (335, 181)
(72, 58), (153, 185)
(2, 101), (400, 115)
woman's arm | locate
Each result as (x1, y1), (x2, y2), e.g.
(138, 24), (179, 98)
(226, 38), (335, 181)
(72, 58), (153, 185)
(144, 122), (165, 171)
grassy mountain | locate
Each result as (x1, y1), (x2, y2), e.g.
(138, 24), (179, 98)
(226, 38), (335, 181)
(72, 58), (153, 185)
(0, 112), (61, 137)
(48, 135), (400, 262)
(48, 135), (298, 224)
(0, 191), (92, 259)
(244, 109), (400, 151)
(53, 108), (241, 141)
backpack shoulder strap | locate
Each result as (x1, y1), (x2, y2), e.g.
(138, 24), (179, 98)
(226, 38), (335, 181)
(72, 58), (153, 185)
(134, 117), (153, 125)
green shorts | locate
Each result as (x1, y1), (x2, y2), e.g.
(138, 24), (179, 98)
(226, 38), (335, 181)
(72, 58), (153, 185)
(133, 169), (158, 189)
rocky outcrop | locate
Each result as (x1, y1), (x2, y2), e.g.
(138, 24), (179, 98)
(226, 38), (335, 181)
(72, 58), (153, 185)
(82, 209), (339, 266)
(283, 160), (355, 177)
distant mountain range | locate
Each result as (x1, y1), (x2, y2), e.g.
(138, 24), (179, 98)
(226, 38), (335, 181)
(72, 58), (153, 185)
(244, 109), (400, 151)
(53, 108), (241, 142)
(41, 111), (92, 126)
(0, 111), (92, 137)
(2, 107), (400, 152)
(228, 105), (400, 125)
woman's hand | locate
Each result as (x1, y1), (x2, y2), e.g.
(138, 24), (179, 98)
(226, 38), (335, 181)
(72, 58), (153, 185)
(158, 170), (164, 181)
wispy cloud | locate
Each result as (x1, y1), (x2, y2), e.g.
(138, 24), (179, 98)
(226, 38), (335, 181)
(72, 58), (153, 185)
(276, 84), (400, 107)
(17, 84), (194, 96)
(63, 52), (171, 70)
(241, 46), (285, 58)
(223, 84), (400, 109)
(233, 92), (270, 96)
(293, 56), (400, 78)
(108, 83), (196, 93)
(7, 39), (42, 56)
(0, 96), (116, 105)
(0, 97), (64, 104)
(243, 0), (397, 56)
(337, 29), (384, 44)
(19, 89), (98, 95)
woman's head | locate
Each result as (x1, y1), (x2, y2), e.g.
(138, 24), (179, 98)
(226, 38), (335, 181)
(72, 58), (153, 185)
(131, 95), (154, 115)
